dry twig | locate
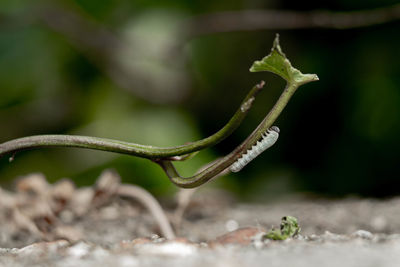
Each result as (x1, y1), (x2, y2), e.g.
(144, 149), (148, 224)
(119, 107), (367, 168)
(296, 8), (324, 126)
(187, 4), (400, 36)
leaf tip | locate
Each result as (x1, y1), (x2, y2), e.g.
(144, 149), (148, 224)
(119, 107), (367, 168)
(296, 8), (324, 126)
(249, 64), (258, 72)
(272, 33), (285, 56)
(308, 74), (320, 82)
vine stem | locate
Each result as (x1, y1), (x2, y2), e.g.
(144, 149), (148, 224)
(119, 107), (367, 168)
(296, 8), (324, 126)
(0, 34), (319, 189)
(0, 82), (264, 160)
(157, 82), (310, 188)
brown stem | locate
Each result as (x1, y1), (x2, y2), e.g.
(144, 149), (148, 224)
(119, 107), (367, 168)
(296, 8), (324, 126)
(187, 4), (400, 36)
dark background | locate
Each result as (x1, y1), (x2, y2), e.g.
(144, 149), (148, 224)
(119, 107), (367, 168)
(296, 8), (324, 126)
(1, 0), (399, 199)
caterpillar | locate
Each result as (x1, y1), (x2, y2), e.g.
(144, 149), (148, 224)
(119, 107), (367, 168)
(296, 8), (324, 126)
(230, 126), (280, 173)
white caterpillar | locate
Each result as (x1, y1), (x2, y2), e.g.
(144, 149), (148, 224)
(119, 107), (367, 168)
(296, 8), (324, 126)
(230, 126), (280, 173)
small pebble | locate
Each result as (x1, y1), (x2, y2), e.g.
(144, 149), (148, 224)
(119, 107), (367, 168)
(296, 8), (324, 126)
(322, 231), (348, 241)
(352, 230), (373, 240)
(252, 232), (266, 249)
(135, 241), (197, 257)
(225, 219), (239, 232)
(67, 242), (91, 258)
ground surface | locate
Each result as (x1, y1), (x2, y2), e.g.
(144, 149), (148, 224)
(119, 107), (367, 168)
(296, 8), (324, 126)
(1, 173), (400, 266)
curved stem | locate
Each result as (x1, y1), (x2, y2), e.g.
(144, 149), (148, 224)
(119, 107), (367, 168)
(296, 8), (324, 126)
(157, 83), (300, 188)
(0, 82), (264, 160)
(117, 184), (176, 239)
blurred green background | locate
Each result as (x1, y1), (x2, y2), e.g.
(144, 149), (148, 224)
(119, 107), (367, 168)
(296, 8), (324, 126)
(0, 0), (399, 199)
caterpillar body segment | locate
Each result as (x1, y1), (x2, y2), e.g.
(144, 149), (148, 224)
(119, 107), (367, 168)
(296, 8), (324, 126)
(230, 126), (280, 173)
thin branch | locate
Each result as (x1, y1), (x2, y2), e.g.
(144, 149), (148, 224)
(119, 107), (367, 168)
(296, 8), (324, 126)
(187, 3), (400, 37)
(172, 188), (197, 229)
(0, 82), (264, 159)
(117, 184), (176, 239)
(94, 170), (175, 239)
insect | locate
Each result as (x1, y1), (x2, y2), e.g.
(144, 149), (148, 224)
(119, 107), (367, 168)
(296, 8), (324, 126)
(230, 126), (280, 173)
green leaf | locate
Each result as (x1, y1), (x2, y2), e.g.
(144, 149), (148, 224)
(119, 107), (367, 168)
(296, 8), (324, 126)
(250, 34), (319, 86)
(280, 215), (300, 237)
(265, 215), (301, 240)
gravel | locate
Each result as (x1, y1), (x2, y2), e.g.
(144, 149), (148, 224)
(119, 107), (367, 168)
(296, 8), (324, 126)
(2, 193), (400, 267)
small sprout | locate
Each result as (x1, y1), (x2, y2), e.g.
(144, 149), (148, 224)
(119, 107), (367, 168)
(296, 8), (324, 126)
(250, 34), (319, 86)
(265, 215), (300, 240)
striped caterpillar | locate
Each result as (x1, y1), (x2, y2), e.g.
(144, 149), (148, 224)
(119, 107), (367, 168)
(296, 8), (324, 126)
(230, 126), (280, 173)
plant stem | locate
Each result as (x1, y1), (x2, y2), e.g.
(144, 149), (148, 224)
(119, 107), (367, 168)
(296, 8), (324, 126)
(117, 184), (176, 239)
(157, 82), (302, 188)
(0, 82), (264, 160)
